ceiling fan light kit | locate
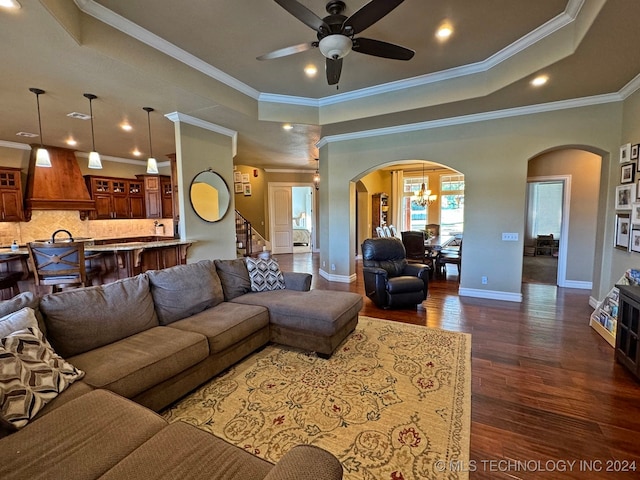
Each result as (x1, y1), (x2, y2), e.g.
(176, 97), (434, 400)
(260, 0), (414, 85)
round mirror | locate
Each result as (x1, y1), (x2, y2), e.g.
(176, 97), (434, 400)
(189, 169), (231, 222)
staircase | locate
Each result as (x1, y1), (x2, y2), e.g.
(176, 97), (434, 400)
(235, 210), (268, 257)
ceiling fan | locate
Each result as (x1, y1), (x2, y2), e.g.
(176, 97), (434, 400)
(257, 0), (415, 86)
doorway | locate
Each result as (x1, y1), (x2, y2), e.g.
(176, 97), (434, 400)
(523, 176), (569, 285)
(268, 183), (315, 254)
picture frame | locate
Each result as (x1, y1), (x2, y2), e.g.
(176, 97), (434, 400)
(620, 143), (632, 163)
(243, 183), (252, 196)
(241, 173), (250, 183)
(615, 213), (631, 250)
(631, 227), (640, 253)
(631, 203), (640, 224)
(615, 184), (635, 210)
(234, 182), (243, 193)
(233, 171), (242, 183)
(621, 163), (635, 183)
(632, 144), (640, 161)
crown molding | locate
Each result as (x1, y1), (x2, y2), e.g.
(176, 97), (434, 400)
(74, 0), (260, 100)
(165, 112), (238, 157)
(317, 92), (622, 148)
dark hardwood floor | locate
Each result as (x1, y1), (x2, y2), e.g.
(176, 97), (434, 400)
(276, 252), (640, 479)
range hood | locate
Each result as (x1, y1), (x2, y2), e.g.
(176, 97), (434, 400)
(24, 145), (95, 220)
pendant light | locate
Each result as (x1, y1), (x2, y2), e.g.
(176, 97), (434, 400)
(414, 162), (437, 207)
(83, 93), (102, 169)
(143, 107), (159, 174)
(313, 158), (320, 190)
(29, 88), (51, 167)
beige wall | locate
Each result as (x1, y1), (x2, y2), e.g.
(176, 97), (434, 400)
(319, 101), (621, 300)
(528, 149), (601, 284)
(173, 122), (236, 262)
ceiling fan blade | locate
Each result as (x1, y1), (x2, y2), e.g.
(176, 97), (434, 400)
(326, 57), (343, 85)
(257, 42), (315, 60)
(352, 37), (414, 60)
(343, 0), (404, 35)
(274, 0), (328, 32)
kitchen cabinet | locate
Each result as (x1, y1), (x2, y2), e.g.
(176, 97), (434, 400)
(137, 174), (171, 219)
(85, 176), (146, 220)
(0, 167), (25, 222)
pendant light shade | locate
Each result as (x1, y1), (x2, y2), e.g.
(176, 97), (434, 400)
(83, 93), (102, 169)
(313, 158), (320, 190)
(414, 162), (437, 207)
(143, 107), (159, 174)
(29, 88), (51, 168)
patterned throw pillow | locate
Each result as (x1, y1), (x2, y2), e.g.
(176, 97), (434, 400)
(245, 257), (286, 292)
(0, 309), (85, 431)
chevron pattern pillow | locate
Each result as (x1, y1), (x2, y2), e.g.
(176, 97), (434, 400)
(0, 308), (84, 431)
(246, 257), (286, 292)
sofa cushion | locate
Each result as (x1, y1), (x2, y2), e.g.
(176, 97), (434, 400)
(0, 306), (36, 338)
(214, 258), (251, 300)
(168, 302), (269, 354)
(0, 389), (168, 480)
(40, 274), (158, 358)
(232, 289), (362, 336)
(99, 420), (274, 480)
(245, 257), (285, 292)
(147, 260), (224, 325)
(0, 309), (84, 433)
(0, 291), (45, 336)
(67, 327), (209, 399)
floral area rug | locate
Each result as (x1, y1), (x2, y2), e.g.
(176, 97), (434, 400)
(162, 316), (471, 480)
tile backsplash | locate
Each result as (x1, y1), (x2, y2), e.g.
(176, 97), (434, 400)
(0, 210), (174, 246)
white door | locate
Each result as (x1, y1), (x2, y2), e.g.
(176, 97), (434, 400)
(270, 185), (293, 254)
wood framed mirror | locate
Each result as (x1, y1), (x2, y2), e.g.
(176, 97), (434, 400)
(189, 169), (230, 222)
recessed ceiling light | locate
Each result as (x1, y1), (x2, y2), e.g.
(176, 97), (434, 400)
(16, 131), (38, 138)
(66, 138), (77, 146)
(304, 65), (317, 77)
(531, 75), (549, 87)
(121, 122), (132, 131)
(67, 112), (91, 120)
(436, 23), (453, 41)
(283, 123), (293, 130)
(0, 0), (21, 10)
(132, 149), (141, 157)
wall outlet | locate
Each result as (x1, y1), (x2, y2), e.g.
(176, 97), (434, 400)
(331, 263), (336, 271)
(502, 232), (518, 241)
(322, 261), (326, 267)
(481, 276), (488, 284)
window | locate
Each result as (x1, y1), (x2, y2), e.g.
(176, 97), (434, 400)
(440, 175), (464, 235)
(402, 176), (428, 231)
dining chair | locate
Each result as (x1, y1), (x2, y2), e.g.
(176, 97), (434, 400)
(436, 239), (462, 281)
(382, 225), (392, 237)
(375, 226), (385, 237)
(424, 223), (440, 238)
(28, 232), (102, 293)
(0, 255), (26, 299)
(401, 230), (436, 273)
(388, 225), (399, 237)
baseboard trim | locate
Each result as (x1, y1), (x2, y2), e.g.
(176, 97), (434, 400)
(458, 287), (523, 303)
(589, 296), (600, 309)
(560, 280), (592, 290)
(319, 269), (357, 283)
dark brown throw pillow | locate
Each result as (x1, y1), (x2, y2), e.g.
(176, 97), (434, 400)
(214, 259), (252, 300)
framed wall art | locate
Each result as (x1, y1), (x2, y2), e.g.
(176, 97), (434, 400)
(615, 213), (631, 250)
(632, 144), (640, 161)
(631, 227), (640, 253)
(616, 184), (635, 210)
(233, 171), (242, 183)
(234, 182), (243, 193)
(622, 163), (635, 183)
(620, 143), (632, 163)
(243, 183), (252, 196)
(632, 203), (640, 224)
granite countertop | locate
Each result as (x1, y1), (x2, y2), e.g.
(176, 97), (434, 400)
(0, 238), (194, 256)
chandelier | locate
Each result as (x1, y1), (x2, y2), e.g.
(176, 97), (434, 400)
(414, 163), (437, 207)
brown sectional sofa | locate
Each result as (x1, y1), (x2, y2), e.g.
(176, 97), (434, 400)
(0, 258), (363, 479)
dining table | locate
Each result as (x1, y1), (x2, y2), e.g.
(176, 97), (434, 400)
(423, 234), (456, 256)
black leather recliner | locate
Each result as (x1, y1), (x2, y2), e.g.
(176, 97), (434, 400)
(361, 237), (430, 309)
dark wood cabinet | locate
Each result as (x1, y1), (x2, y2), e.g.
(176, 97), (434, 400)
(0, 168), (25, 222)
(137, 174), (171, 219)
(371, 192), (389, 237)
(85, 176), (146, 220)
(616, 285), (640, 380)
